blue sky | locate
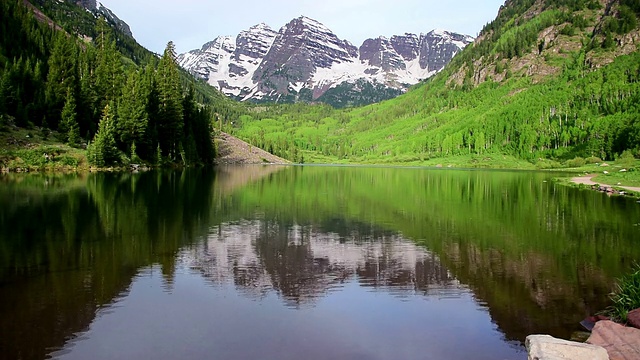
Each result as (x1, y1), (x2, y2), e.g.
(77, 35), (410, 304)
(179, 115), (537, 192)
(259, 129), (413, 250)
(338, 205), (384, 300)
(98, 0), (506, 54)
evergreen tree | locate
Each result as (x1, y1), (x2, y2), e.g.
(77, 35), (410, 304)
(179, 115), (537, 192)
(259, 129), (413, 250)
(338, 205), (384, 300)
(77, 46), (99, 138)
(87, 104), (119, 167)
(59, 88), (81, 146)
(156, 41), (183, 160)
(94, 18), (123, 110)
(0, 70), (9, 116)
(140, 64), (160, 161)
(117, 69), (148, 152)
(45, 33), (78, 129)
(181, 86), (199, 164)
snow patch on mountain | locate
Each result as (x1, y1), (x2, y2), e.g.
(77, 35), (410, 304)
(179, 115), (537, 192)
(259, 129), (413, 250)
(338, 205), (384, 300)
(178, 16), (473, 105)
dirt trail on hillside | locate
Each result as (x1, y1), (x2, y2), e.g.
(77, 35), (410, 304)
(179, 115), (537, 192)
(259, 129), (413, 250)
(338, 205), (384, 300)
(215, 132), (289, 165)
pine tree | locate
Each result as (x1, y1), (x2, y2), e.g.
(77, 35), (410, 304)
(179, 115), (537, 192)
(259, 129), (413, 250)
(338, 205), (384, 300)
(59, 88), (81, 146)
(181, 86), (198, 164)
(77, 46), (99, 138)
(87, 104), (119, 167)
(156, 41), (183, 161)
(139, 64), (160, 161)
(117, 69), (148, 152)
(45, 33), (78, 129)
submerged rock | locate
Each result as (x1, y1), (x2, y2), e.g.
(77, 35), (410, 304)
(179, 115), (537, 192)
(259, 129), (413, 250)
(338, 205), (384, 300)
(588, 320), (640, 360)
(581, 315), (610, 331)
(570, 331), (593, 343)
(526, 334), (608, 360)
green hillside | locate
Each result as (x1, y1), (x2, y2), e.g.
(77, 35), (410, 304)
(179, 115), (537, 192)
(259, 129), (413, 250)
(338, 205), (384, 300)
(231, 0), (640, 168)
(0, 0), (245, 169)
(2, 0), (639, 172)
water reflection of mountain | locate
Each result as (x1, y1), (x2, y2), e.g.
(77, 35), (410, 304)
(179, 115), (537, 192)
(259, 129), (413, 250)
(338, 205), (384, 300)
(3, 166), (640, 360)
(186, 220), (464, 308)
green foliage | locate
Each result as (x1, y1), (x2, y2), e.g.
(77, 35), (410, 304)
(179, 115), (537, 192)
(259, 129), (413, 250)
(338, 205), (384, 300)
(3, 145), (80, 169)
(617, 150), (637, 168)
(565, 157), (586, 167)
(315, 79), (404, 108)
(116, 70), (148, 150)
(45, 33), (80, 130)
(605, 265), (640, 322)
(232, 50), (640, 164)
(229, 0), (640, 165)
(495, 10), (562, 59)
(617, 6), (638, 34)
(1, 0), (222, 168)
(59, 88), (80, 146)
(586, 156), (602, 164)
(87, 104), (120, 167)
(156, 41), (184, 161)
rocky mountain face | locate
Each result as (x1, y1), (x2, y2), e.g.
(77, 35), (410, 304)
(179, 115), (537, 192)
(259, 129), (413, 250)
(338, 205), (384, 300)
(178, 16), (473, 107)
(97, 3), (133, 38)
(74, 0), (133, 37)
(75, 0), (96, 11)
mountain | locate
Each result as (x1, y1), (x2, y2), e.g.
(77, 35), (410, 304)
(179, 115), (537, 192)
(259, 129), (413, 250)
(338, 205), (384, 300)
(33, 0), (134, 38)
(74, 0), (133, 37)
(178, 16), (473, 107)
(231, 0), (640, 165)
(95, 2), (133, 38)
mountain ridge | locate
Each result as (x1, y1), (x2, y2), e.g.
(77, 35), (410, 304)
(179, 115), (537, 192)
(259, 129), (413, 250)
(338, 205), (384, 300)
(178, 16), (473, 107)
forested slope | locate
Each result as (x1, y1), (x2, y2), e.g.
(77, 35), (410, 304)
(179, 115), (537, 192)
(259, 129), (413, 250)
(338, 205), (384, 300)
(0, 0), (245, 168)
(231, 0), (640, 165)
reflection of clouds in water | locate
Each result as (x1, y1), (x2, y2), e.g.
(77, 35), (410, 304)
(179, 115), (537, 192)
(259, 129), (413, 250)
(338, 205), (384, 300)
(185, 220), (467, 307)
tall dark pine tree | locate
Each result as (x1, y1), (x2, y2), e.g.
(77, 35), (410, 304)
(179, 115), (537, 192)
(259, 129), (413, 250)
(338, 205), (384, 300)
(94, 18), (123, 112)
(45, 33), (78, 130)
(60, 88), (81, 146)
(141, 64), (160, 161)
(182, 86), (198, 164)
(117, 69), (148, 154)
(78, 46), (99, 138)
(156, 41), (183, 161)
(183, 86), (216, 164)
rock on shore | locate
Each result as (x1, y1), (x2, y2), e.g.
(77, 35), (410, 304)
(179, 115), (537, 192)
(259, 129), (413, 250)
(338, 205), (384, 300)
(526, 334), (608, 360)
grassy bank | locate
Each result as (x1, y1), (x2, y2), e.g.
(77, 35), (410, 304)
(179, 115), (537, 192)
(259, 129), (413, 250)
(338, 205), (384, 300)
(604, 265), (640, 323)
(0, 126), (88, 172)
(0, 125), (157, 172)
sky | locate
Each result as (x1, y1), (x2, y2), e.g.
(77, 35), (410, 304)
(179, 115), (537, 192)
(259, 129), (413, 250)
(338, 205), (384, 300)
(97, 0), (506, 54)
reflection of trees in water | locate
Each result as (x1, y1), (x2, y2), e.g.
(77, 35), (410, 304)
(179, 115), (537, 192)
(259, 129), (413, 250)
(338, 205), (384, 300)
(0, 170), (217, 360)
(189, 220), (461, 308)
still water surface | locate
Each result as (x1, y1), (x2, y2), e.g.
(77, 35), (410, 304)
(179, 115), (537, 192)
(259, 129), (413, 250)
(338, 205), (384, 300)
(1, 166), (639, 360)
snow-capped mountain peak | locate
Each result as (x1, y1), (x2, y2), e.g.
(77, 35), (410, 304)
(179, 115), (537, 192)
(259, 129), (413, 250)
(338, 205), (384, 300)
(178, 16), (473, 106)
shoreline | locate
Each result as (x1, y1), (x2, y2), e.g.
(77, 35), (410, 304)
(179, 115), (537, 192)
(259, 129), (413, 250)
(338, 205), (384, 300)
(570, 174), (640, 194)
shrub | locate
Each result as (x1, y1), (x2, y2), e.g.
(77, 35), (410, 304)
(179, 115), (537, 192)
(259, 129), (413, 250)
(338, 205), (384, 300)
(535, 159), (562, 169)
(617, 150), (636, 168)
(604, 265), (640, 322)
(58, 155), (79, 167)
(565, 157), (586, 167)
(586, 156), (602, 164)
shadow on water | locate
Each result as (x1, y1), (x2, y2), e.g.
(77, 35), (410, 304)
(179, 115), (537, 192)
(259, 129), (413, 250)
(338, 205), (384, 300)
(0, 165), (639, 359)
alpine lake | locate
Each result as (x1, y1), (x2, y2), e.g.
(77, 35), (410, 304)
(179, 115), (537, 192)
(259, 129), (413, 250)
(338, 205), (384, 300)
(1, 165), (639, 360)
